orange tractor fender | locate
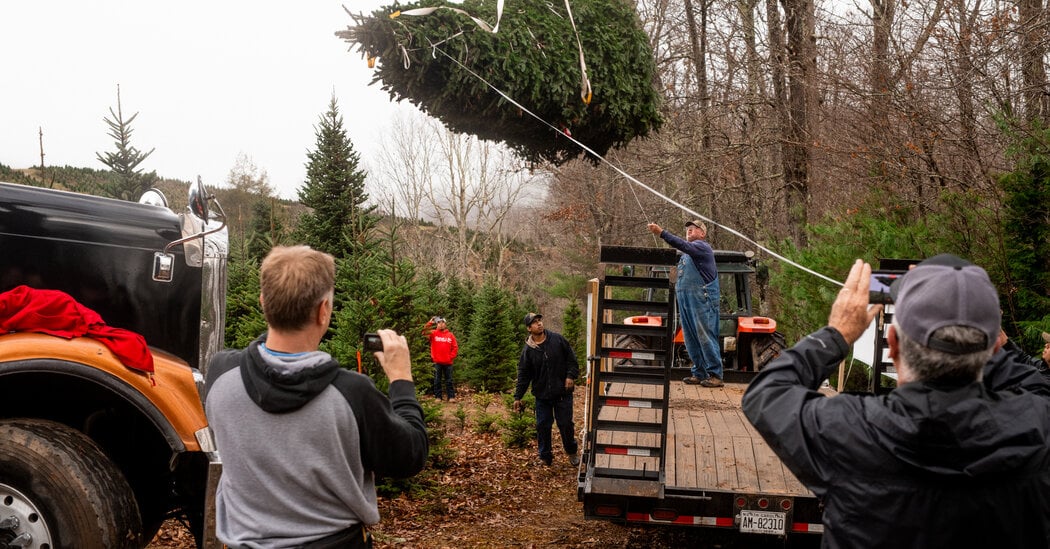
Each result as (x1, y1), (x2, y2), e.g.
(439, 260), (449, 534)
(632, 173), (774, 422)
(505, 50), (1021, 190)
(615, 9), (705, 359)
(625, 314), (778, 342)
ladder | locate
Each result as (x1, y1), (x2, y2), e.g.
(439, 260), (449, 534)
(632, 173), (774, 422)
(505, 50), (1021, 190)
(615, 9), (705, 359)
(580, 245), (677, 496)
(870, 305), (897, 395)
(869, 259), (913, 395)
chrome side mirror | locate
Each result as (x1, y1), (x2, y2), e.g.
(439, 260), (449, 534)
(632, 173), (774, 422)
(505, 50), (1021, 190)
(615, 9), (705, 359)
(188, 176), (209, 222)
(154, 177), (227, 282)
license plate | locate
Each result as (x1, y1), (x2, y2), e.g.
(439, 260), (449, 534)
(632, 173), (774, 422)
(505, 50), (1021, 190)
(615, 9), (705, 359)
(738, 510), (786, 535)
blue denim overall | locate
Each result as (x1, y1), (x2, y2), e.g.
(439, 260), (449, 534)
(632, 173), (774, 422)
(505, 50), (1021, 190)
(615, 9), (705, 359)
(677, 253), (723, 380)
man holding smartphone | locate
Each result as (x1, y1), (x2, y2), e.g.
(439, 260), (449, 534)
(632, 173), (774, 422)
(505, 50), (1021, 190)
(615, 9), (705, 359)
(743, 255), (1050, 547)
(205, 245), (428, 548)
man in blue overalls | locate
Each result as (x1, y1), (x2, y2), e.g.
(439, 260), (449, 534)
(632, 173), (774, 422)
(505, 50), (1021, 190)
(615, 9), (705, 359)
(648, 220), (723, 387)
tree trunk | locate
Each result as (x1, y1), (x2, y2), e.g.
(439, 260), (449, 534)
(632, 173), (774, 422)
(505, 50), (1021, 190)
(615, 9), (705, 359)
(869, 0), (895, 184)
(767, 0), (790, 240)
(1018, 0), (1050, 126)
(780, 0), (816, 247)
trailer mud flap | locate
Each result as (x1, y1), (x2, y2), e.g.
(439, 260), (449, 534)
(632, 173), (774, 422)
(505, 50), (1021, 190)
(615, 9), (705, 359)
(203, 458), (223, 549)
(585, 477), (662, 498)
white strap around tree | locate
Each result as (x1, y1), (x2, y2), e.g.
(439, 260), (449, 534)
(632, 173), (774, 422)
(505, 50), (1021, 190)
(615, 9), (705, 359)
(391, 0), (591, 105)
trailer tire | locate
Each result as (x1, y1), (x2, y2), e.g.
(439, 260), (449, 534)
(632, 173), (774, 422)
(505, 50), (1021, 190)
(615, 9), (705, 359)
(0, 418), (143, 549)
(612, 334), (651, 366)
(751, 332), (786, 371)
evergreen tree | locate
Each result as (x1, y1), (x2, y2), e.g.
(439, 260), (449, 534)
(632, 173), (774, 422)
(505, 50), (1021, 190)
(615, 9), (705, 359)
(441, 276), (476, 363)
(415, 270), (449, 324)
(326, 219), (425, 389)
(461, 280), (520, 393)
(443, 277), (476, 333)
(95, 85), (157, 200)
(224, 250), (265, 349)
(296, 95), (375, 258)
(998, 127), (1050, 344)
(561, 299), (585, 377)
(245, 198), (285, 262)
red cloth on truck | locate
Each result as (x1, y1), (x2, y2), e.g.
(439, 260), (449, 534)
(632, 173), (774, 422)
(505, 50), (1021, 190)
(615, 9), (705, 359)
(0, 285), (155, 374)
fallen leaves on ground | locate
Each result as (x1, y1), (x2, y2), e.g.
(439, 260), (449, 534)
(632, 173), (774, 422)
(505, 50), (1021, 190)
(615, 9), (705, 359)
(149, 390), (634, 548)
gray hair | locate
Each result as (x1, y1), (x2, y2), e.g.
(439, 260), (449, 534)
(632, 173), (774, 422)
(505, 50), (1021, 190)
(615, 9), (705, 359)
(894, 322), (992, 384)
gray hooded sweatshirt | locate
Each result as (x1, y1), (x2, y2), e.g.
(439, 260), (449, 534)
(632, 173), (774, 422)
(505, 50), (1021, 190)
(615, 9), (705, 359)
(205, 334), (427, 548)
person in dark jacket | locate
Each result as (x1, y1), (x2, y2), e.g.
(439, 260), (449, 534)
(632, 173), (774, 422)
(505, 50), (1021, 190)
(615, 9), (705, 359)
(205, 245), (428, 548)
(742, 255), (1050, 549)
(514, 312), (581, 467)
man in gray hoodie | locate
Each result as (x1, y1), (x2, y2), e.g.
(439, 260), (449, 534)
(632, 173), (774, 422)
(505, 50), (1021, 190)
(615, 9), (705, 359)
(206, 245), (428, 548)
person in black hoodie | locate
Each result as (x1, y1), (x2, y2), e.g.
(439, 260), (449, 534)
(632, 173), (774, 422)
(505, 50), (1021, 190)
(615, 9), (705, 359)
(514, 312), (580, 467)
(743, 255), (1050, 548)
(205, 245), (427, 549)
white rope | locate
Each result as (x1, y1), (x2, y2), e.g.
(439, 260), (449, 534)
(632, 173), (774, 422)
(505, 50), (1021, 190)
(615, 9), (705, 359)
(562, 0), (592, 103)
(427, 46), (843, 287)
(392, 1), (591, 104)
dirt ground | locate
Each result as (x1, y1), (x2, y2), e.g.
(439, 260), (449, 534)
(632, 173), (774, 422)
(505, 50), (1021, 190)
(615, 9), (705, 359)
(148, 389), (818, 549)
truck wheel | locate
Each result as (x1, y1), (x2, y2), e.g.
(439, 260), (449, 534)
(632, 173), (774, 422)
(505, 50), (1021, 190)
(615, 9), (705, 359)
(0, 418), (143, 549)
(751, 332), (786, 371)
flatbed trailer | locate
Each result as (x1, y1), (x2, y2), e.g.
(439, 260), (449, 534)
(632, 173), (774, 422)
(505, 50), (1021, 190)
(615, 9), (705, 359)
(577, 245), (824, 539)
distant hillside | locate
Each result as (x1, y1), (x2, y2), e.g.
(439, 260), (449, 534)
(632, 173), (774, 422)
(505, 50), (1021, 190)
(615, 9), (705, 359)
(0, 163), (99, 189)
(0, 163), (307, 241)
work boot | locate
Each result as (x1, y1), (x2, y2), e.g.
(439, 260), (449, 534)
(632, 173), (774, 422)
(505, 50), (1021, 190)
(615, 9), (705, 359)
(700, 377), (724, 388)
(569, 453), (581, 466)
(683, 376), (702, 385)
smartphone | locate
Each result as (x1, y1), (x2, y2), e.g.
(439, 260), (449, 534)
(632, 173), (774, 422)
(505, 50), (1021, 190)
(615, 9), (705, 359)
(363, 332), (384, 351)
(868, 271), (901, 304)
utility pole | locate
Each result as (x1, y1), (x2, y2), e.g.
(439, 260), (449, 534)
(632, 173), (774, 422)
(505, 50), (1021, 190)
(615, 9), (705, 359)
(38, 127), (45, 168)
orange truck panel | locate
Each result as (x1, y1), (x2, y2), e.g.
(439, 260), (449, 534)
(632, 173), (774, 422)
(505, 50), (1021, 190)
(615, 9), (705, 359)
(0, 332), (207, 450)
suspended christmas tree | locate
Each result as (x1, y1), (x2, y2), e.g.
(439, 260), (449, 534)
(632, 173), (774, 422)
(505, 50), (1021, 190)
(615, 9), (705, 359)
(338, 0), (663, 166)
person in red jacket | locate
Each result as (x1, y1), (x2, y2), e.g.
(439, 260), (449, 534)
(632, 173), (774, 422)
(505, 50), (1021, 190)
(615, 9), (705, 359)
(424, 316), (459, 401)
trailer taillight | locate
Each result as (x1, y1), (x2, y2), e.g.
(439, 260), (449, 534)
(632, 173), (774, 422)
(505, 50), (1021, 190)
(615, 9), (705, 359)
(757, 498), (769, 509)
(780, 498), (792, 511)
(595, 505), (622, 517)
(651, 508), (678, 521)
(735, 497), (747, 508)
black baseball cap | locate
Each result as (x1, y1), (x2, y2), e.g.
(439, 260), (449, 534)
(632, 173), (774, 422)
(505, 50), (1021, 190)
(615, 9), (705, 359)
(523, 312), (543, 327)
(890, 254), (1000, 354)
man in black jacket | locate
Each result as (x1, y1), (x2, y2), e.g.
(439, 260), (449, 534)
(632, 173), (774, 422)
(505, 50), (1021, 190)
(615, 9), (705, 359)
(743, 255), (1050, 548)
(514, 312), (580, 467)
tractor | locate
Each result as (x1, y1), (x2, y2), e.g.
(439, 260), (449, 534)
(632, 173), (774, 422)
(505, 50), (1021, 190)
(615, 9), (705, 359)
(612, 250), (785, 378)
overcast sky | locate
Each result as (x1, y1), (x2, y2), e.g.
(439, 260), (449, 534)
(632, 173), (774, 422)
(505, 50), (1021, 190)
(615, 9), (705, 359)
(0, 0), (418, 199)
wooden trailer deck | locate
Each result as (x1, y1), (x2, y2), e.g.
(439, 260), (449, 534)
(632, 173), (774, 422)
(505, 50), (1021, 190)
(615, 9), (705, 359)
(592, 380), (813, 497)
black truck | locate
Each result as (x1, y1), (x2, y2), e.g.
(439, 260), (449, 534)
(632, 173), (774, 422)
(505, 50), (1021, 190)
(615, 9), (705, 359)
(0, 180), (227, 548)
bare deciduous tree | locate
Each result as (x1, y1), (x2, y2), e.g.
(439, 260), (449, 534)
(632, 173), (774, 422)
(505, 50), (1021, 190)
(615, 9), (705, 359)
(373, 111), (534, 284)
